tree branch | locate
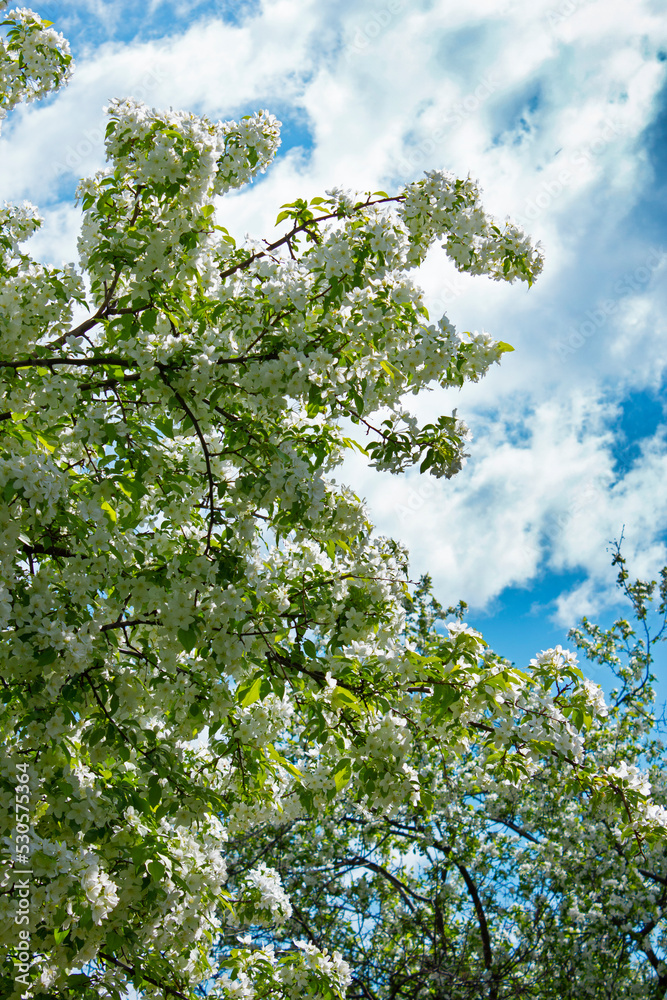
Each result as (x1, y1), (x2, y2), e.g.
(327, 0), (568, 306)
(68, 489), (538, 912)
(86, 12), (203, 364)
(99, 952), (191, 1000)
(218, 194), (404, 281)
(342, 856), (431, 907)
(100, 616), (159, 632)
(0, 354), (139, 370)
(158, 373), (216, 552)
(489, 815), (540, 844)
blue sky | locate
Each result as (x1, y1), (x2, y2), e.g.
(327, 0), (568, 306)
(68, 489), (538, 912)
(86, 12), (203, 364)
(3, 0), (667, 701)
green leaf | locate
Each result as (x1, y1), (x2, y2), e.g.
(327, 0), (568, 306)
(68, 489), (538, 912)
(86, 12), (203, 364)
(131, 845), (148, 869)
(154, 416), (174, 438)
(100, 500), (117, 523)
(148, 783), (162, 807)
(237, 675), (262, 707)
(36, 648), (57, 666)
(332, 758), (352, 792)
(572, 708), (585, 730)
(36, 433), (56, 453)
(331, 686), (360, 711)
(67, 974), (91, 988)
(147, 859), (165, 880)
(432, 682), (461, 715)
(379, 359), (401, 381)
(142, 308), (157, 331)
(177, 627), (198, 652)
(420, 450), (435, 474)
(341, 437), (369, 457)
(105, 930), (125, 953)
(86, 726), (106, 747)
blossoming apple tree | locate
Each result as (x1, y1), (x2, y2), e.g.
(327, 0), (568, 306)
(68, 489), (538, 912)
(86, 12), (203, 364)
(0, 6), (665, 1000)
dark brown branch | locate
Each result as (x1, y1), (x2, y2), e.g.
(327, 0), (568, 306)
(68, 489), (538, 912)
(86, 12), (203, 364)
(289, 902), (322, 949)
(342, 856), (431, 907)
(80, 373), (142, 391)
(633, 916), (667, 994)
(159, 375), (216, 552)
(218, 194), (404, 282)
(83, 676), (133, 749)
(351, 974), (379, 1000)
(0, 354), (140, 370)
(48, 189), (146, 349)
(454, 860), (494, 973)
(22, 543), (74, 559)
(99, 952), (191, 1000)
(638, 868), (667, 888)
(489, 816), (540, 844)
(100, 616), (159, 632)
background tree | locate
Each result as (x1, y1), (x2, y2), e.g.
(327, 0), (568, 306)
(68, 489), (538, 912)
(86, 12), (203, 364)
(229, 548), (667, 1000)
(0, 7), (664, 1000)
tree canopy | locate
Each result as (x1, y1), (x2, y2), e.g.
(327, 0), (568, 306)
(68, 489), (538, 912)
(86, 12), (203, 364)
(1, 7), (666, 1000)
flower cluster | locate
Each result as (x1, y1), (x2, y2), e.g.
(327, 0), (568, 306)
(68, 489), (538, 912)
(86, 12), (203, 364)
(76, 99), (280, 300)
(399, 170), (544, 282)
(0, 5), (72, 131)
(219, 940), (351, 1000)
(233, 864), (293, 927)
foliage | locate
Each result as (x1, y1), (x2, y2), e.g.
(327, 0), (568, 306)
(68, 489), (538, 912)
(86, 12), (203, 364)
(0, 7), (665, 1000)
(235, 555), (667, 999)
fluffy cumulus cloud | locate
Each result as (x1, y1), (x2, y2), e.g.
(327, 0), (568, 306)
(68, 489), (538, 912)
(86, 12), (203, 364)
(341, 391), (667, 621)
(3, 0), (667, 641)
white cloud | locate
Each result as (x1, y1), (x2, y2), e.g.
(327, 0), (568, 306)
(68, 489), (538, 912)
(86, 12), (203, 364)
(339, 392), (614, 601)
(339, 390), (667, 626)
(26, 203), (82, 268)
